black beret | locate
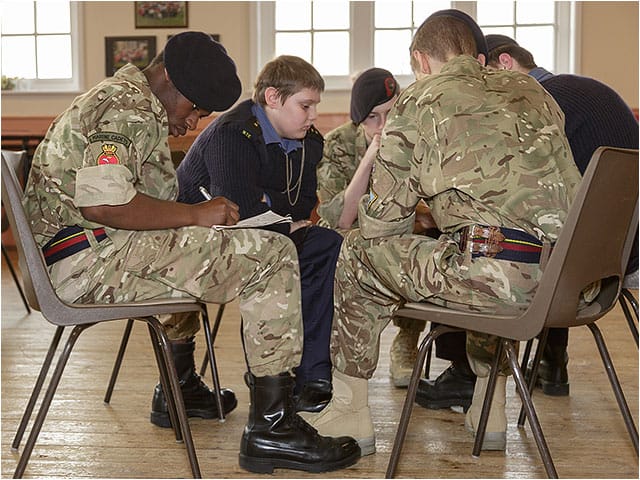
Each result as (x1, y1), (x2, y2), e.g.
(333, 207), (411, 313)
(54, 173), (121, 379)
(350, 68), (399, 124)
(486, 34), (519, 53)
(426, 9), (489, 59)
(164, 32), (242, 112)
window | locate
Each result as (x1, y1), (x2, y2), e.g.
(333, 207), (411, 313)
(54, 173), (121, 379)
(253, 1), (576, 90)
(477, 1), (572, 74)
(1, 0), (82, 92)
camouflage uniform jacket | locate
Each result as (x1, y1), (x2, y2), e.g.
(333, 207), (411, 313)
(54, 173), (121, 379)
(316, 121), (368, 229)
(361, 55), (582, 245)
(24, 63), (174, 251)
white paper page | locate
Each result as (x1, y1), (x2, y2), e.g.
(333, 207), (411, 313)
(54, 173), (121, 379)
(213, 210), (292, 230)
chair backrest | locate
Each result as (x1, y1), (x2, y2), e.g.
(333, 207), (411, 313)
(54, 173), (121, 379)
(1, 150), (52, 312)
(531, 146), (639, 330)
(1, 150), (27, 234)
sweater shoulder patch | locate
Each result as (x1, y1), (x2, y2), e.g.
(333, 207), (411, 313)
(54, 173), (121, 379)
(241, 117), (262, 140)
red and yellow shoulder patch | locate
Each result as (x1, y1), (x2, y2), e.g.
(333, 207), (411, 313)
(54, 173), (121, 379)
(97, 144), (120, 165)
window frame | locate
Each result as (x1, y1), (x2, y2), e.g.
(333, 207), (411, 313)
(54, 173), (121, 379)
(251, 1), (578, 91)
(1, 1), (83, 94)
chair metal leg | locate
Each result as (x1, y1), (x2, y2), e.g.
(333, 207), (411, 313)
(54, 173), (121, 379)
(2, 243), (31, 313)
(471, 340), (503, 457)
(423, 343), (433, 379)
(103, 319), (134, 403)
(146, 321), (183, 443)
(199, 304), (225, 378)
(144, 316), (202, 478)
(518, 329), (549, 427)
(587, 322), (639, 454)
(14, 324), (92, 478)
(619, 289), (639, 347)
(12, 326), (64, 450)
(200, 308), (225, 421)
(621, 287), (639, 316)
(504, 340), (558, 478)
(520, 338), (534, 378)
(385, 325), (459, 479)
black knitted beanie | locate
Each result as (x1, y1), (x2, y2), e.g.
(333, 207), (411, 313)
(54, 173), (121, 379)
(350, 68), (399, 124)
(164, 32), (242, 112)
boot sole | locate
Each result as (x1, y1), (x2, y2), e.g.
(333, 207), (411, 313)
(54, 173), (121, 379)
(470, 431), (506, 451)
(150, 398), (238, 428)
(415, 395), (472, 412)
(537, 378), (569, 397)
(391, 374), (411, 388)
(464, 418), (506, 451)
(357, 437), (376, 456)
(239, 449), (360, 474)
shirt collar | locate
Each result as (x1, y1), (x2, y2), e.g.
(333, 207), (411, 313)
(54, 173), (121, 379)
(528, 67), (555, 83)
(251, 103), (302, 153)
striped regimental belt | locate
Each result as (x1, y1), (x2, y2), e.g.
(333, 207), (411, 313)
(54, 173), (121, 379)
(42, 225), (108, 266)
(458, 224), (553, 265)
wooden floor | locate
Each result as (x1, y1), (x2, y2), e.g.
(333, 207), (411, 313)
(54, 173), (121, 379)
(1, 247), (638, 479)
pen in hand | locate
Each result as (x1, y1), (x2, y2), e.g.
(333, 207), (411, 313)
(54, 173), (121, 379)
(199, 186), (213, 201)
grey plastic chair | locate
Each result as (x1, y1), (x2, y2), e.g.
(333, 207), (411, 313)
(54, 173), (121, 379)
(1, 150), (32, 313)
(386, 147), (639, 479)
(1, 151), (225, 478)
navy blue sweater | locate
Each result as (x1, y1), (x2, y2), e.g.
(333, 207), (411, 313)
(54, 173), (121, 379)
(177, 99), (324, 235)
(541, 74), (638, 174)
(540, 74), (639, 274)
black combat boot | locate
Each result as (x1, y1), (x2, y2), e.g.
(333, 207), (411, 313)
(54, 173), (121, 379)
(239, 372), (361, 474)
(528, 342), (569, 396)
(150, 337), (237, 428)
(415, 360), (476, 412)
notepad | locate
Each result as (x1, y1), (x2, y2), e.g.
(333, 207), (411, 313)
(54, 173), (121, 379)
(213, 210), (293, 230)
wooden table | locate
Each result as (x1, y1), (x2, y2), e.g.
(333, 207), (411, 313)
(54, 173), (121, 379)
(1, 116), (54, 157)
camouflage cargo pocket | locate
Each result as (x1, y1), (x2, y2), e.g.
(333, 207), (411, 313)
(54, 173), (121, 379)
(122, 230), (172, 273)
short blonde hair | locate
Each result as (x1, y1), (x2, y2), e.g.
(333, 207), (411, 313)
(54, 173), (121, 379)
(252, 55), (325, 106)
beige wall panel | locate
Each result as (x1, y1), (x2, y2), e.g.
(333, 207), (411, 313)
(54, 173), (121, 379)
(580, 1), (638, 107)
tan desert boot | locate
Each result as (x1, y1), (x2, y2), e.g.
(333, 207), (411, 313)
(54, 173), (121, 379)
(464, 358), (507, 451)
(299, 370), (376, 455)
(389, 325), (420, 388)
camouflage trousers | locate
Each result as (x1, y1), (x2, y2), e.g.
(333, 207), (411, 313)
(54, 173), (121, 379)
(49, 226), (303, 376)
(331, 229), (543, 378)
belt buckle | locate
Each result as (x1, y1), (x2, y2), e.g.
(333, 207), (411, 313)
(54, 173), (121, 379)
(469, 225), (505, 258)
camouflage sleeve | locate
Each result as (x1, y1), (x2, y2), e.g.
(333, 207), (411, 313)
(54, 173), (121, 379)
(74, 121), (151, 207)
(360, 90), (421, 239)
(316, 127), (351, 228)
(75, 164), (137, 207)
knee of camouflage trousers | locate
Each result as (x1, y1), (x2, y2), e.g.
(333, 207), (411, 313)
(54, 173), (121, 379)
(159, 311), (201, 341)
(466, 331), (515, 376)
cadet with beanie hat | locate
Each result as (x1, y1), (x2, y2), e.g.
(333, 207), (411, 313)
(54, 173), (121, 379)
(24, 32), (360, 474)
(485, 32), (639, 399)
(317, 67), (436, 393)
(318, 67), (400, 231)
(163, 31), (242, 112)
(349, 68), (399, 125)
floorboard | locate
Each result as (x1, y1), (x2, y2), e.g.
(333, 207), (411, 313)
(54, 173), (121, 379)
(1, 247), (638, 478)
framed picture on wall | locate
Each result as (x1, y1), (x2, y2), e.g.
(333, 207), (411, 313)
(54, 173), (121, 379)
(105, 36), (157, 77)
(135, 2), (189, 28)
